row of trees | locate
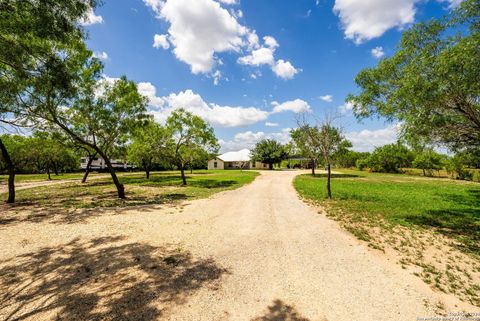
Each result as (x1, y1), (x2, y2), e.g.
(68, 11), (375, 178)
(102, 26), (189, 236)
(355, 143), (480, 180)
(0, 1), (218, 203)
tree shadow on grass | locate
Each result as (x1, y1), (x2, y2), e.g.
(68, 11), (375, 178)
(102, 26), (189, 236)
(311, 174), (360, 179)
(189, 179), (238, 189)
(403, 189), (480, 255)
(0, 236), (228, 321)
(251, 300), (324, 321)
(0, 192), (190, 227)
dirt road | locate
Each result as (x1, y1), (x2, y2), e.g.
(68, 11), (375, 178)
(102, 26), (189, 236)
(0, 170), (476, 320)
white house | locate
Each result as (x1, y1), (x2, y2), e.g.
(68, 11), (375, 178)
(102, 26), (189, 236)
(207, 149), (268, 170)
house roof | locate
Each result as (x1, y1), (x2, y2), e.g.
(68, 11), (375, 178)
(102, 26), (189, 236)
(217, 149), (251, 162)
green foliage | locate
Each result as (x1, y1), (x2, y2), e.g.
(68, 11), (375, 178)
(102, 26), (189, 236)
(290, 126), (321, 165)
(251, 139), (287, 169)
(446, 154), (474, 181)
(334, 150), (368, 168)
(364, 143), (414, 173)
(347, 0), (480, 151)
(0, 133), (78, 176)
(412, 150), (444, 176)
(128, 121), (171, 177)
(166, 109), (218, 183)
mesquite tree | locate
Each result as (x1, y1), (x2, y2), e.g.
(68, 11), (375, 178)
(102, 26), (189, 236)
(166, 109), (218, 185)
(0, 0), (97, 203)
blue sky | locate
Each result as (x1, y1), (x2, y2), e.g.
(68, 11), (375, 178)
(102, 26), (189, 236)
(81, 0), (459, 152)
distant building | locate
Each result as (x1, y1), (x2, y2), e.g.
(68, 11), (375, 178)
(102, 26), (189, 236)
(207, 149), (268, 170)
(80, 157), (134, 171)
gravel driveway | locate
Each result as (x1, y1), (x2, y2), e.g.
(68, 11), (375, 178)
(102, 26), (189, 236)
(0, 170), (476, 320)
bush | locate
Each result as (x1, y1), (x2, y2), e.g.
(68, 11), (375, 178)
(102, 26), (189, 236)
(365, 143), (414, 173)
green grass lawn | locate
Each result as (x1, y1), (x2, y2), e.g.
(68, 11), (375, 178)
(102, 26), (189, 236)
(294, 170), (480, 256)
(1, 170), (258, 211)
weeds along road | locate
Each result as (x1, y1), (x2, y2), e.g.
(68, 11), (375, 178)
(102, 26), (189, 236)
(0, 170), (477, 320)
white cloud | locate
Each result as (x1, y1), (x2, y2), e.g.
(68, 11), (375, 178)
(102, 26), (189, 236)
(80, 8), (104, 26)
(238, 47), (275, 66)
(371, 46), (385, 58)
(263, 36), (279, 49)
(212, 70), (222, 85)
(238, 36), (299, 79)
(272, 60), (299, 80)
(218, 0), (238, 4)
(333, 0), (416, 44)
(345, 124), (400, 152)
(145, 0), (247, 74)
(144, 0), (298, 80)
(271, 99), (311, 114)
(338, 101), (354, 114)
(220, 128), (291, 152)
(319, 94), (333, 102)
(265, 122), (279, 127)
(142, 87), (269, 127)
(93, 51), (109, 61)
(440, 0), (464, 8)
(153, 34), (170, 49)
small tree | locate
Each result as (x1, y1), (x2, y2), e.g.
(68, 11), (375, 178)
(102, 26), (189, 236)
(251, 139), (287, 170)
(314, 123), (347, 199)
(128, 121), (171, 179)
(366, 143), (414, 173)
(412, 150), (443, 176)
(166, 109), (218, 185)
(291, 126), (321, 175)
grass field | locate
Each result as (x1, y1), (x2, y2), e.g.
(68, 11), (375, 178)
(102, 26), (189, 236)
(294, 170), (480, 304)
(0, 170), (258, 215)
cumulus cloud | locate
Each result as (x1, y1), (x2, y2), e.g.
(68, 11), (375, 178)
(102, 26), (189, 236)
(219, 128), (291, 152)
(333, 0), (416, 44)
(371, 46), (385, 58)
(319, 94), (333, 102)
(144, 0), (246, 74)
(93, 51), (109, 61)
(338, 101), (354, 114)
(138, 86), (269, 127)
(144, 0), (298, 79)
(272, 60), (299, 80)
(345, 124), (400, 152)
(80, 8), (104, 26)
(153, 34), (170, 49)
(271, 99), (311, 114)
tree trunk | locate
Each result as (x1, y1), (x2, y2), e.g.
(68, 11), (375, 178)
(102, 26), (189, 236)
(98, 150), (125, 199)
(146, 169), (150, 180)
(47, 167), (51, 181)
(53, 163), (59, 176)
(82, 156), (94, 183)
(0, 138), (15, 203)
(422, 168), (426, 176)
(269, 163), (273, 170)
(326, 163), (332, 199)
(179, 165), (187, 185)
(311, 160), (316, 176)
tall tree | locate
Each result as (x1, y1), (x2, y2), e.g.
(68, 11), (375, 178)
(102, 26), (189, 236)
(251, 139), (287, 170)
(347, 0), (479, 152)
(166, 109), (218, 185)
(0, 0), (97, 203)
(23, 52), (149, 199)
